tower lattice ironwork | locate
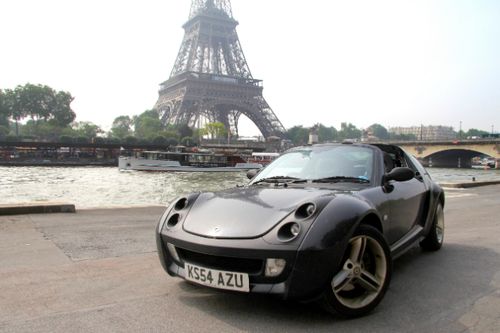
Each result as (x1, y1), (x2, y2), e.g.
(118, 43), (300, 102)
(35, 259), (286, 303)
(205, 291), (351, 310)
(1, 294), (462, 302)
(154, 0), (285, 139)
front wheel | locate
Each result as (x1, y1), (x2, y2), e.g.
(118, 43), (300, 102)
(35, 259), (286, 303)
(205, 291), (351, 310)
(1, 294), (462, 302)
(321, 225), (392, 317)
(420, 202), (445, 251)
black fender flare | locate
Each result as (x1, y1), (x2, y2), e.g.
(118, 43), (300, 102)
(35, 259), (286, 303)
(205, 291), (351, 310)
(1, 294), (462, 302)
(286, 194), (380, 300)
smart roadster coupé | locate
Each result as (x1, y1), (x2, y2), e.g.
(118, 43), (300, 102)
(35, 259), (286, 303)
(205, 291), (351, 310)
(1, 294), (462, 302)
(156, 143), (445, 317)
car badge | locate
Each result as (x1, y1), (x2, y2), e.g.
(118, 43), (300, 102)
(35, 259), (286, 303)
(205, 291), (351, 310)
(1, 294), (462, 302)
(214, 227), (221, 233)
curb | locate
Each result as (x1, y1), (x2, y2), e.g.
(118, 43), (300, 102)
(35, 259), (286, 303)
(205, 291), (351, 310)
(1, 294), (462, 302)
(0, 203), (76, 216)
(439, 180), (500, 189)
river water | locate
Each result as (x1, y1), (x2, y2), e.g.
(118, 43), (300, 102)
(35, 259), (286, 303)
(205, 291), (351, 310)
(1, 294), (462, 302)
(1, 166), (499, 208)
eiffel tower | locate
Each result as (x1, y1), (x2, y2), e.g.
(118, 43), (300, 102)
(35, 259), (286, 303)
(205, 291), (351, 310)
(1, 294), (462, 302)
(154, 0), (285, 139)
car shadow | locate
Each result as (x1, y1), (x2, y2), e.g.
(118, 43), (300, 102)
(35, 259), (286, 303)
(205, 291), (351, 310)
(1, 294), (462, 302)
(173, 243), (499, 332)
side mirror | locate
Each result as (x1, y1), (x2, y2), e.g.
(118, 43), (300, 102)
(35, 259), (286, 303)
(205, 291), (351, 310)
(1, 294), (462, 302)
(247, 169), (260, 180)
(384, 167), (415, 183)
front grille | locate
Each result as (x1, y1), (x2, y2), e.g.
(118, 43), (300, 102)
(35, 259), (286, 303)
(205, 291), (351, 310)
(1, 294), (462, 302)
(177, 248), (264, 274)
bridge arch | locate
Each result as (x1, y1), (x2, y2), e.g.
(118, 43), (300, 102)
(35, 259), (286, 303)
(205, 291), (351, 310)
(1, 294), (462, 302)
(398, 141), (500, 169)
(423, 149), (491, 168)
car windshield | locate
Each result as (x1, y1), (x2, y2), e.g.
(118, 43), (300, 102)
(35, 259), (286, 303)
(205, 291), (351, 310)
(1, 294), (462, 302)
(250, 145), (374, 185)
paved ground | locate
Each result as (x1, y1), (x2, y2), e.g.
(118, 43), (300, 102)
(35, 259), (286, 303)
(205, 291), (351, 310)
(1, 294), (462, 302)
(1, 186), (499, 332)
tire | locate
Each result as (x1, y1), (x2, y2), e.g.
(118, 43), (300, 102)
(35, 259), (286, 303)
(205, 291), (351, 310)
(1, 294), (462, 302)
(420, 202), (444, 251)
(321, 224), (392, 317)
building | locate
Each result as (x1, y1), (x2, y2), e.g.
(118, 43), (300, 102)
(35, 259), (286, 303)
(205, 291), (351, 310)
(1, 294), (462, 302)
(389, 125), (456, 141)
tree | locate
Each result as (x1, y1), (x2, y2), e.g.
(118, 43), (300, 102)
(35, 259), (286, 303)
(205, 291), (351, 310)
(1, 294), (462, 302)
(124, 136), (138, 144)
(317, 124), (338, 143)
(51, 91), (76, 126)
(18, 84), (56, 121)
(367, 124), (389, 140)
(285, 126), (309, 145)
(21, 120), (62, 140)
(0, 125), (9, 138)
(167, 137), (179, 146)
(1, 84), (76, 138)
(182, 136), (195, 147)
(135, 116), (162, 139)
(152, 135), (167, 145)
(338, 123), (362, 140)
(110, 115), (133, 139)
(466, 128), (489, 138)
(59, 135), (73, 143)
(203, 122), (227, 139)
(72, 121), (103, 140)
(176, 123), (193, 139)
(3, 88), (25, 136)
(133, 110), (162, 139)
(0, 90), (11, 128)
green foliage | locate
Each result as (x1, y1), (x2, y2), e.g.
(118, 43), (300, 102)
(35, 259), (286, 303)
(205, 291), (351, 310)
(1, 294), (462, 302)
(124, 136), (138, 144)
(5, 134), (18, 142)
(338, 122), (362, 140)
(159, 129), (179, 140)
(72, 121), (103, 140)
(59, 135), (73, 143)
(110, 115), (133, 139)
(203, 122), (227, 139)
(51, 91), (76, 126)
(133, 110), (162, 140)
(93, 137), (106, 144)
(182, 136), (195, 147)
(0, 125), (9, 138)
(466, 128), (489, 138)
(367, 124), (389, 140)
(177, 124), (193, 138)
(167, 137), (179, 146)
(152, 135), (167, 145)
(20, 120), (63, 141)
(0, 84), (75, 138)
(75, 136), (89, 143)
(317, 124), (338, 142)
(0, 90), (10, 127)
(285, 126), (309, 145)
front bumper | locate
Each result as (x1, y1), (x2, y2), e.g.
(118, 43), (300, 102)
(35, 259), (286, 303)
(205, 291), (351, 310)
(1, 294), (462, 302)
(156, 228), (341, 301)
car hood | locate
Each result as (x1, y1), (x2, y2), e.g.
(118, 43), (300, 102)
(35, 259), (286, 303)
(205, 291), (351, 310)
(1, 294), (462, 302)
(182, 186), (338, 239)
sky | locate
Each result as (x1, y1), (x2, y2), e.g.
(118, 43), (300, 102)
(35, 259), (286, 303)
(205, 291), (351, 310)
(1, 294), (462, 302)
(1, 0), (499, 136)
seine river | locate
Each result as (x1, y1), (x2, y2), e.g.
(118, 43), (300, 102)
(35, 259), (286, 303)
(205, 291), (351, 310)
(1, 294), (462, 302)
(1, 166), (499, 208)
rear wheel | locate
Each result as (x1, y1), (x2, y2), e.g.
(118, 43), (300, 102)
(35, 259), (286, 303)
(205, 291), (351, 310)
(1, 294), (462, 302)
(321, 225), (392, 317)
(420, 202), (444, 251)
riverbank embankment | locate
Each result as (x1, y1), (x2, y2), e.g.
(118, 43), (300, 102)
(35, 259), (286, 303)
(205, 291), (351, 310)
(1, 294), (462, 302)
(1, 186), (499, 332)
(0, 203), (75, 215)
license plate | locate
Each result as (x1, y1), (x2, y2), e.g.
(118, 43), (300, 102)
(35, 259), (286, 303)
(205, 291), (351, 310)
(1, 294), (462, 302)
(184, 263), (250, 292)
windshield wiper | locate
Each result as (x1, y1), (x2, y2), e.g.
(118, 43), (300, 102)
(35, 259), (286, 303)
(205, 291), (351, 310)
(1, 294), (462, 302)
(253, 176), (305, 185)
(312, 176), (370, 184)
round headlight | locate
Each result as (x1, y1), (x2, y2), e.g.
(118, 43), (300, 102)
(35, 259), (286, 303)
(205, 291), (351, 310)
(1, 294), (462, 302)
(174, 198), (188, 211)
(295, 203), (316, 219)
(166, 213), (181, 229)
(277, 222), (301, 242)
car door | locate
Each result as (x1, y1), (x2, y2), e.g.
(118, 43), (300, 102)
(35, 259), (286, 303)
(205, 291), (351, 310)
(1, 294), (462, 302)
(384, 152), (428, 245)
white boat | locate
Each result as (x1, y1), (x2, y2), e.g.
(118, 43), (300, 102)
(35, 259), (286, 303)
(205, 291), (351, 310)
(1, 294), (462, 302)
(471, 157), (496, 170)
(119, 150), (262, 172)
(246, 152), (280, 166)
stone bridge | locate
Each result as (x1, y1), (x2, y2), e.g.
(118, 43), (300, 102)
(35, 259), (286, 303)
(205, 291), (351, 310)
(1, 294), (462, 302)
(394, 139), (500, 168)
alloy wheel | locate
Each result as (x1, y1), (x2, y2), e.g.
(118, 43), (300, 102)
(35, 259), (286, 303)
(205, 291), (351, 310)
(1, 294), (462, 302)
(331, 235), (388, 309)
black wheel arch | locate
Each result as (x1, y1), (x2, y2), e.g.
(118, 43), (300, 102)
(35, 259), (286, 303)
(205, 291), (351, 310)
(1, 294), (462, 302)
(287, 195), (383, 300)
